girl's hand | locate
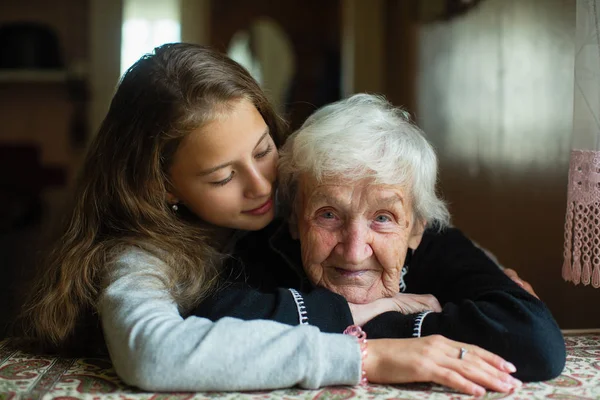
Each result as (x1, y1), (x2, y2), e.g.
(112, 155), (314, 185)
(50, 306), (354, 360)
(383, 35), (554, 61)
(365, 335), (522, 396)
(503, 268), (539, 299)
(349, 293), (441, 326)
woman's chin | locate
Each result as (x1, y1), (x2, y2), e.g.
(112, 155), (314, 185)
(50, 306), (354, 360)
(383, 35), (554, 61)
(328, 285), (381, 304)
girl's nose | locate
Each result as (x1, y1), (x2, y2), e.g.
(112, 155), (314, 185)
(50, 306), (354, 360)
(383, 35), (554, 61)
(244, 163), (272, 199)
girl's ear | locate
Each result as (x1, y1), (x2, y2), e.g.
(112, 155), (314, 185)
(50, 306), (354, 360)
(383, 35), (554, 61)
(166, 191), (179, 205)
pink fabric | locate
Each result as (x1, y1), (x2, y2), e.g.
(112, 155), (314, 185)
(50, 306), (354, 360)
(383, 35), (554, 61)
(563, 150), (600, 288)
(344, 325), (368, 385)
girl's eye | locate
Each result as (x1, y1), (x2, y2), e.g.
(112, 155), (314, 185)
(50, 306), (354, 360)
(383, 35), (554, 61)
(255, 144), (273, 159)
(374, 214), (392, 223)
(211, 172), (234, 186)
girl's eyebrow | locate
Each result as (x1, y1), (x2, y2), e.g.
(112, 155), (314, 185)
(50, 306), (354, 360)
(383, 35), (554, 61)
(197, 128), (270, 176)
(253, 129), (270, 150)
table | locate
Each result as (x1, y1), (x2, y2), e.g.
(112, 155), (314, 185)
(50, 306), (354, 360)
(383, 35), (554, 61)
(1, 331), (599, 399)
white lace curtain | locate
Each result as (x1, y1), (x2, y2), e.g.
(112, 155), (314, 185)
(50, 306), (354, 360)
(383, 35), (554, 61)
(563, 0), (600, 288)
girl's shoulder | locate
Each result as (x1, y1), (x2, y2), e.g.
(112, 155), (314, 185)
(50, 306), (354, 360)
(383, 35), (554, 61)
(114, 245), (164, 264)
(108, 245), (170, 281)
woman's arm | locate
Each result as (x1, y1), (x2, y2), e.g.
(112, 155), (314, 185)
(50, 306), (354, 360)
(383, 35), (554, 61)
(193, 224), (436, 331)
(98, 249), (360, 391)
(362, 228), (566, 382)
(193, 281), (439, 331)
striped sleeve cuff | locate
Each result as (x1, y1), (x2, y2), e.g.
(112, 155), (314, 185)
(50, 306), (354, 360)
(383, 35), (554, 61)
(412, 310), (433, 337)
(288, 288), (309, 325)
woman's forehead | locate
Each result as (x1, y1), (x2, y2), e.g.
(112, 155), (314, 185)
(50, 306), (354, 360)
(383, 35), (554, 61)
(300, 176), (407, 208)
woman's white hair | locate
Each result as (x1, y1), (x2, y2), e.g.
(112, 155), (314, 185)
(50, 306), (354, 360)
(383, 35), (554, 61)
(278, 93), (450, 229)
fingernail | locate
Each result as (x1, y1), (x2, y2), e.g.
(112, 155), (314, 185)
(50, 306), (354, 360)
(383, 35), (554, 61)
(515, 279), (524, 287)
(474, 387), (486, 397)
(504, 361), (517, 373)
(503, 375), (522, 387)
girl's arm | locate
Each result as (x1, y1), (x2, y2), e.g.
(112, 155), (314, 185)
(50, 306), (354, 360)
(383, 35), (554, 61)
(98, 249), (361, 391)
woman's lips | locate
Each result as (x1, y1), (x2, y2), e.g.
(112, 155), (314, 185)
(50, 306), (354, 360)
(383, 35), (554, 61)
(243, 198), (273, 215)
(334, 267), (368, 278)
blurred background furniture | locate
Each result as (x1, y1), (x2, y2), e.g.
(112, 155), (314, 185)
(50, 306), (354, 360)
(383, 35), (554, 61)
(0, 145), (66, 338)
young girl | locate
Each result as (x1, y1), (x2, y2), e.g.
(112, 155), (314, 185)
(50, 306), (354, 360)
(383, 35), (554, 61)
(17, 43), (518, 396)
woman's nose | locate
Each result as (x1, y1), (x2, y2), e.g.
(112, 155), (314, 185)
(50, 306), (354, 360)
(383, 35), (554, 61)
(335, 223), (373, 265)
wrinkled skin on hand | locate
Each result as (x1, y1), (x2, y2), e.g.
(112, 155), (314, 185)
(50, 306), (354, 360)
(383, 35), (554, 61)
(349, 292), (442, 326)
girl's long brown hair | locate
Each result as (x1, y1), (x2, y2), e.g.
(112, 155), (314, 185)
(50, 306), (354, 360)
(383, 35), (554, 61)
(15, 43), (287, 354)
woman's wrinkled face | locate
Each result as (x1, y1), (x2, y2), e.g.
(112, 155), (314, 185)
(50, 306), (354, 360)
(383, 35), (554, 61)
(167, 99), (278, 231)
(294, 175), (425, 304)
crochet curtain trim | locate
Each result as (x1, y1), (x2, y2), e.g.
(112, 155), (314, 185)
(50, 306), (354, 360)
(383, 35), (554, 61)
(563, 149), (600, 288)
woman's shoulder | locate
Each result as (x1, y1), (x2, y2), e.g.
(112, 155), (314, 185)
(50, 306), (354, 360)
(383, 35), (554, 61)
(417, 226), (501, 269)
(420, 226), (470, 249)
(416, 226), (494, 263)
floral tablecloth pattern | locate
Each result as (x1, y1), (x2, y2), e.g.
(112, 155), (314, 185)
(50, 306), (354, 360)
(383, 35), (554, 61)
(1, 333), (599, 400)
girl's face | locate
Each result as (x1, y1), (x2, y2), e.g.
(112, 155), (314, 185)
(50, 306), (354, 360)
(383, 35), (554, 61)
(167, 99), (278, 231)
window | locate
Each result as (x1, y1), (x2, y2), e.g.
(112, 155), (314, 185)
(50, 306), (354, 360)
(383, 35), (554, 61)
(120, 0), (181, 75)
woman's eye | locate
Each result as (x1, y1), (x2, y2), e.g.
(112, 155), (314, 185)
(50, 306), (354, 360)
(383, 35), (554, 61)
(374, 214), (392, 223)
(255, 144), (273, 159)
(211, 172), (234, 186)
(319, 211), (336, 219)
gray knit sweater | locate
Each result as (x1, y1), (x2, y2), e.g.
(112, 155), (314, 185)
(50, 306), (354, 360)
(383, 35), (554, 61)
(97, 248), (361, 391)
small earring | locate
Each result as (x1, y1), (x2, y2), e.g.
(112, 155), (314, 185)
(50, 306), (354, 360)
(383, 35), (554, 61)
(171, 204), (179, 212)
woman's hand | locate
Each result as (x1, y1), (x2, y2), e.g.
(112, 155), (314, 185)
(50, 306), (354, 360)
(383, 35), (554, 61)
(365, 335), (522, 396)
(349, 293), (442, 326)
(503, 268), (539, 299)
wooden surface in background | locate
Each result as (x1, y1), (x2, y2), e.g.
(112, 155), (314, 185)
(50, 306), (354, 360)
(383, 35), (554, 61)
(416, 0), (600, 329)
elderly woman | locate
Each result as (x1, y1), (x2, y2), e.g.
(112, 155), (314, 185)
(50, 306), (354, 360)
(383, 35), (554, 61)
(194, 94), (565, 384)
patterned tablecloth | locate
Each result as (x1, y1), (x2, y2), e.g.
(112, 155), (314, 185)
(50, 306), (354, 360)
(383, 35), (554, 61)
(1, 332), (599, 400)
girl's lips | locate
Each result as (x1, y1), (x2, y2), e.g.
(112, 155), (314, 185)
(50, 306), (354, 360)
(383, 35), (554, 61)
(243, 198), (273, 215)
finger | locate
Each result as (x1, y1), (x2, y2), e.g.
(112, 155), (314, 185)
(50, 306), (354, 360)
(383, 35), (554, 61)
(415, 294), (442, 312)
(446, 349), (522, 393)
(504, 269), (539, 298)
(428, 366), (486, 397)
(445, 359), (517, 393)
(520, 282), (539, 299)
(504, 269), (526, 286)
(459, 344), (517, 374)
(430, 336), (518, 377)
(417, 295), (440, 312)
(427, 298), (442, 312)
(428, 340), (517, 393)
(512, 277), (526, 287)
(503, 268), (518, 279)
(419, 301), (441, 312)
